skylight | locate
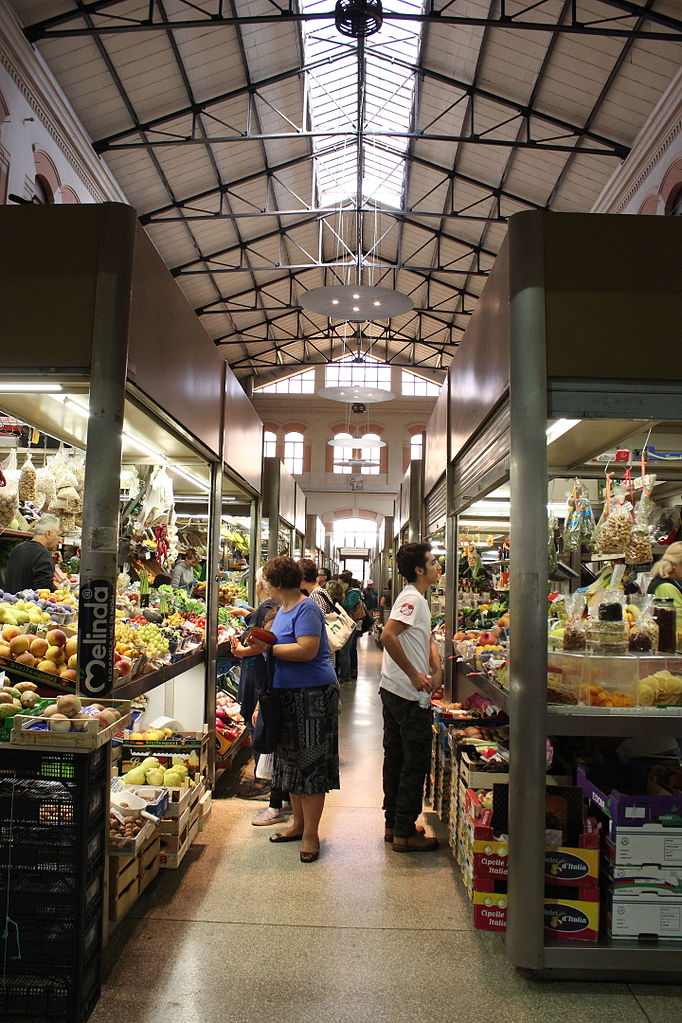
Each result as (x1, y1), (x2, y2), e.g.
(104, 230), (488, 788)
(300, 0), (423, 209)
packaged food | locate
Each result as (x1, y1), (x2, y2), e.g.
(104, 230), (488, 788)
(652, 599), (676, 654)
(598, 592), (624, 621)
(18, 454), (37, 502)
(562, 595), (587, 652)
(563, 480), (595, 552)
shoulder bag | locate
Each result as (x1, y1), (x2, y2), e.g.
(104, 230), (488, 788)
(325, 602), (356, 653)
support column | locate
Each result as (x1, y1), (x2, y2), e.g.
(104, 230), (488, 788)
(78, 205), (138, 701)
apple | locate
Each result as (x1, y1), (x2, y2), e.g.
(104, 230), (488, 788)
(15, 652), (36, 667)
(29, 637), (49, 658)
(46, 629), (67, 647)
(0, 643), (12, 659)
(96, 709), (118, 728)
(9, 635), (30, 656)
(1, 625), (21, 642)
(64, 637), (78, 658)
(67, 654), (78, 670)
(41, 704), (59, 717)
(45, 645), (66, 664)
(37, 660), (58, 675)
(59, 669), (78, 682)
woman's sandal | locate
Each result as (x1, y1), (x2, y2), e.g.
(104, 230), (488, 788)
(269, 832), (303, 843)
(300, 848), (320, 863)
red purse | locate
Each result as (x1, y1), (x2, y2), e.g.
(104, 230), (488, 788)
(243, 626), (277, 646)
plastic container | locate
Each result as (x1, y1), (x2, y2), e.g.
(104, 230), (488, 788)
(653, 599), (676, 654)
(547, 652), (583, 705)
(579, 655), (638, 708)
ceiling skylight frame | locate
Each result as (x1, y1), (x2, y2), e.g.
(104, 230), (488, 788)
(300, 0), (424, 210)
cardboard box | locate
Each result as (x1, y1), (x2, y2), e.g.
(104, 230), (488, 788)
(577, 761), (682, 827)
(605, 824), (682, 866)
(607, 861), (682, 893)
(606, 888), (682, 939)
(472, 879), (600, 941)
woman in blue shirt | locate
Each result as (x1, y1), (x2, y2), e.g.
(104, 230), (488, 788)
(239, 556), (339, 862)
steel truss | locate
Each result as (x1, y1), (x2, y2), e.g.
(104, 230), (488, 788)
(24, 0), (682, 42)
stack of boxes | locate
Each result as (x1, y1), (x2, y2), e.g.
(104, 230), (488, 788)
(578, 762), (682, 940)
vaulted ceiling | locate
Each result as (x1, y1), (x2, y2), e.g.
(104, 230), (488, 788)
(10, 0), (682, 383)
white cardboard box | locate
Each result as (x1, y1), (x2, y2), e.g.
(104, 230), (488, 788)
(605, 825), (682, 867)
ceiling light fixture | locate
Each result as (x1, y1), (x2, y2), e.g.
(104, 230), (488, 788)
(0, 382), (63, 393)
(300, 285), (412, 321)
(334, 0), (383, 38)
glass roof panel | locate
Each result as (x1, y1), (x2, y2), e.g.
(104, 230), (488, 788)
(301, 0), (423, 208)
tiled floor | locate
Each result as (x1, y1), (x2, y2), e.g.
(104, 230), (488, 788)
(92, 637), (681, 1023)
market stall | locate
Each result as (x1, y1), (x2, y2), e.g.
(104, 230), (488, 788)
(442, 211), (682, 979)
(0, 204), (264, 1019)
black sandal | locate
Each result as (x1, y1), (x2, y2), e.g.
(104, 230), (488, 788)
(300, 848), (320, 863)
(269, 832), (303, 843)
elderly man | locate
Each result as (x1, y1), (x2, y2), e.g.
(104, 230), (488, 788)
(3, 514), (62, 593)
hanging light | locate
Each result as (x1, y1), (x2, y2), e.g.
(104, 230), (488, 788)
(301, 284), (412, 321)
(334, 0), (383, 38)
(318, 385), (394, 403)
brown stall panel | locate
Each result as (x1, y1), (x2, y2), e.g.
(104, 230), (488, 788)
(542, 213), (681, 381)
(424, 377), (448, 497)
(449, 234), (510, 462)
(279, 465), (296, 528)
(223, 365), (263, 495)
(128, 226), (224, 458)
(0, 203), (137, 372)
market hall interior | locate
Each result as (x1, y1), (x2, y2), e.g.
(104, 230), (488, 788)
(90, 637), (680, 1023)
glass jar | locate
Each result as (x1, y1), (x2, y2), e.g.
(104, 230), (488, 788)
(653, 599), (676, 654)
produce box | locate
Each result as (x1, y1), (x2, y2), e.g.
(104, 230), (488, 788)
(138, 833), (161, 896)
(463, 823), (600, 887)
(606, 887), (682, 939)
(472, 879), (600, 941)
(108, 851), (139, 924)
(577, 761), (682, 827)
(11, 699), (131, 751)
(459, 751), (572, 791)
(160, 816), (199, 868)
(0, 655), (78, 693)
(607, 862), (682, 893)
(0, 698), (52, 741)
(604, 826), (682, 867)
(123, 784), (169, 819)
(159, 804), (190, 837)
(109, 814), (158, 858)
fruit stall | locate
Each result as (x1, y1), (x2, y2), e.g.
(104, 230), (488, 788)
(0, 203), (265, 1023)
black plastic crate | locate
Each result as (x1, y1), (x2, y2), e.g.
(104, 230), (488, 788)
(0, 776), (106, 827)
(2, 873), (103, 923)
(1, 911), (101, 971)
(0, 961), (100, 1022)
(0, 745), (107, 784)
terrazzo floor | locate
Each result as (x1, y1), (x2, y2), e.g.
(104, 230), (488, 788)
(92, 637), (682, 1023)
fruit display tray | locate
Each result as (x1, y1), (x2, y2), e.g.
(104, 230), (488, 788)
(10, 700), (131, 752)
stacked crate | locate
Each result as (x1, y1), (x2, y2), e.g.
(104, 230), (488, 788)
(0, 745), (108, 1023)
(578, 762), (682, 940)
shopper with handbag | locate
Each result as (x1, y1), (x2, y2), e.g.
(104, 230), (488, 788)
(337, 577), (365, 682)
(238, 557), (339, 863)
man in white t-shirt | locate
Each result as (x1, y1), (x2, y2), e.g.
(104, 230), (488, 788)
(380, 542), (442, 852)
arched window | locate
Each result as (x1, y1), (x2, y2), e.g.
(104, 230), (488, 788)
(263, 430), (277, 458)
(667, 187), (682, 217)
(332, 432), (355, 474)
(284, 431), (304, 475)
(360, 433), (382, 476)
(411, 433), (423, 459)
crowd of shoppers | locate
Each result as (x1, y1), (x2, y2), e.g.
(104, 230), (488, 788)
(231, 543), (441, 861)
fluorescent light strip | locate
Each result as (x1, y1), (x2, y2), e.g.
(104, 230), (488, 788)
(50, 395), (209, 493)
(0, 382), (63, 392)
(546, 419), (581, 445)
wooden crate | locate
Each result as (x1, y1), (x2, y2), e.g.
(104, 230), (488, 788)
(159, 804), (190, 840)
(109, 853), (139, 924)
(138, 834), (161, 896)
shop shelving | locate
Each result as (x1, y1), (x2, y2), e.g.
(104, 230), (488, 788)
(447, 211), (682, 979)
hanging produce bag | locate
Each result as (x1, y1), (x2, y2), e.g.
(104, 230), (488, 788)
(593, 475), (633, 556)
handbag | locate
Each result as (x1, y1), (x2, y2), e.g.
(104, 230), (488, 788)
(324, 602), (355, 653)
(255, 752), (273, 780)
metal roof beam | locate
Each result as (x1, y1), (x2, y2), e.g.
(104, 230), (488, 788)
(24, 4), (682, 42)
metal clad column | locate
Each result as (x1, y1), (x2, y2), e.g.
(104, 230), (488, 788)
(205, 460), (222, 784)
(506, 212), (548, 971)
(78, 204), (138, 701)
(408, 457), (424, 542)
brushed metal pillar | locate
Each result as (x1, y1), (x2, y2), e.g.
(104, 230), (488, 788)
(506, 212), (548, 971)
(78, 205), (137, 700)
(204, 460), (222, 786)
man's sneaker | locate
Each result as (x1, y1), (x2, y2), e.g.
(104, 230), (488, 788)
(392, 832), (440, 852)
(252, 806), (289, 826)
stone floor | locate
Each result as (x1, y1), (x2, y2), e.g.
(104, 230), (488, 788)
(92, 636), (682, 1023)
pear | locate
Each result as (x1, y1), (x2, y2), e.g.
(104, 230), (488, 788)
(171, 761), (188, 777)
(140, 757), (161, 771)
(163, 771), (183, 787)
(124, 766), (147, 785)
(145, 768), (165, 786)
